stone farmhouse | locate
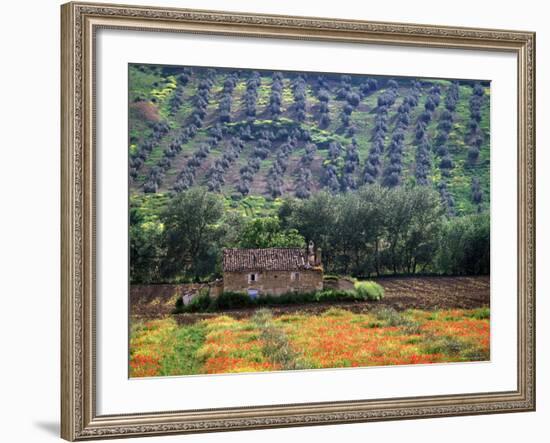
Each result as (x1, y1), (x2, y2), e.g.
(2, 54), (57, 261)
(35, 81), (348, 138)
(222, 242), (323, 296)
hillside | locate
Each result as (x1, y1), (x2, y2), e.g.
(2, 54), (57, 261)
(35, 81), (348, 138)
(129, 64), (490, 217)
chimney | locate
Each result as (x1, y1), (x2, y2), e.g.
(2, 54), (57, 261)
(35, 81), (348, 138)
(307, 240), (315, 266)
(315, 247), (322, 267)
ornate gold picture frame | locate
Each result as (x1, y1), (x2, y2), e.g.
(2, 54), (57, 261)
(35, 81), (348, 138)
(61, 1), (535, 440)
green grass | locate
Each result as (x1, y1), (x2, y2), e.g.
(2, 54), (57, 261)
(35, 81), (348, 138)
(469, 306), (490, 320)
(159, 322), (207, 375)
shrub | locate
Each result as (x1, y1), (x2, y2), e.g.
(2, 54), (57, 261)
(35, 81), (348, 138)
(282, 291), (318, 304)
(372, 307), (408, 326)
(182, 289), (213, 313)
(215, 291), (254, 310)
(370, 307), (421, 334)
(251, 308), (273, 327)
(354, 281), (385, 301)
(256, 291), (317, 305)
(182, 286), (385, 313)
(174, 297), (184, 313)
(251, 309), (306, 370)
(317, 289), (358, 303)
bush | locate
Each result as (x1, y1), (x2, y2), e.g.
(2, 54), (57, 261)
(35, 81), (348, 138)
(215, 291), (254, 310)
(317, 290), (358, 303)
(261, 289), (362, 306)
(179, 286), (385, 313)
(174, 296), (184, 313)
(256, 291), (318, 305)
(372, 307), (419, 331)
(251, 308), (306, 370)
(354, 281), (385, 301)
(181, 289), (213, 313)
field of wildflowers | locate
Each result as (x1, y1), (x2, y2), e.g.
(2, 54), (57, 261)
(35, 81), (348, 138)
(129, 306), (489, 377)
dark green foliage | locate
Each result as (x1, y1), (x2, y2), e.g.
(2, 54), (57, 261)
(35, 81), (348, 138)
(429, 82), (460, 209)
(178, 287), (385, 313)
(268, 72), (284, 118)
(129, 217), (164, 284)
(237, 217), (305, 248)
(215, 291), (253, 310)
(267, 138), (296, 197)
(131, 184), (488, 285)
(466, 82), (485, 166)
(363, 86), (397, 185)
(291, 75), (307, 122)
(438, 181), (456, 217)
(415, 138), (431, 186)
(287, 186), (445, 276)
(176, 289), (214, 313)
(129, 66), (491, 284)
(160, 188), (224, 280)
(243, 71), (261, 118)
(471, 176), (483, 206)
(436, 213), (490, 275)
(295, 162), (314, 199)
(218, 72), (238, 123)
(382, 130), (405, 188)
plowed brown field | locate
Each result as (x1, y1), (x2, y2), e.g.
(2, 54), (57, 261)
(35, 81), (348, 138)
(130, 275), (489, 324)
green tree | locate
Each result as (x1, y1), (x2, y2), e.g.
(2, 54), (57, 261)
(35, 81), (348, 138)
(333, 186), (386, 275)
(436, 213), (490, 275)
(238, 217), (305, 248)
(381, 186), (443, 274)
(355, 185), (389, 276)
(400, 187), (443, 274)
(218, 210), (247, 248)
(286, 186), (444, 276)
(161, 188), (224, 280)
(287, 192), (338, 268)
(129, 220), (164, 284)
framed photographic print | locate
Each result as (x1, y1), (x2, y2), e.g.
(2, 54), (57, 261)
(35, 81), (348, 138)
(61, 1), (536, 440)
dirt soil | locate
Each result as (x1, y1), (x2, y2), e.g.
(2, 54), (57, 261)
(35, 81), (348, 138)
(130, 275), (490, 324)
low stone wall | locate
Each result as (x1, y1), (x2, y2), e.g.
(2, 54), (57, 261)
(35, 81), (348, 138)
(130, 281), (223, 315)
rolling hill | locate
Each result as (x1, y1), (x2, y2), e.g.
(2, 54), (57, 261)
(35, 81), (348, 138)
(128, 64), (490, 217)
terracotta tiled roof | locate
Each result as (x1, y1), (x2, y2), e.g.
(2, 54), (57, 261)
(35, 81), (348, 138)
(223, 248), (313, 272)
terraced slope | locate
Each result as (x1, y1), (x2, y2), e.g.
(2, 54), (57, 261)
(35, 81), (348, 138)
(129, 64), (490, 216)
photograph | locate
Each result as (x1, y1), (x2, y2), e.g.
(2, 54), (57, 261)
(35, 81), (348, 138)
(56, 2), (536, 440)
(128, 64), (491, 378)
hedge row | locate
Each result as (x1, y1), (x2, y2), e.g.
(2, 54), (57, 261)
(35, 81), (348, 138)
(175, 281), (384, 313)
